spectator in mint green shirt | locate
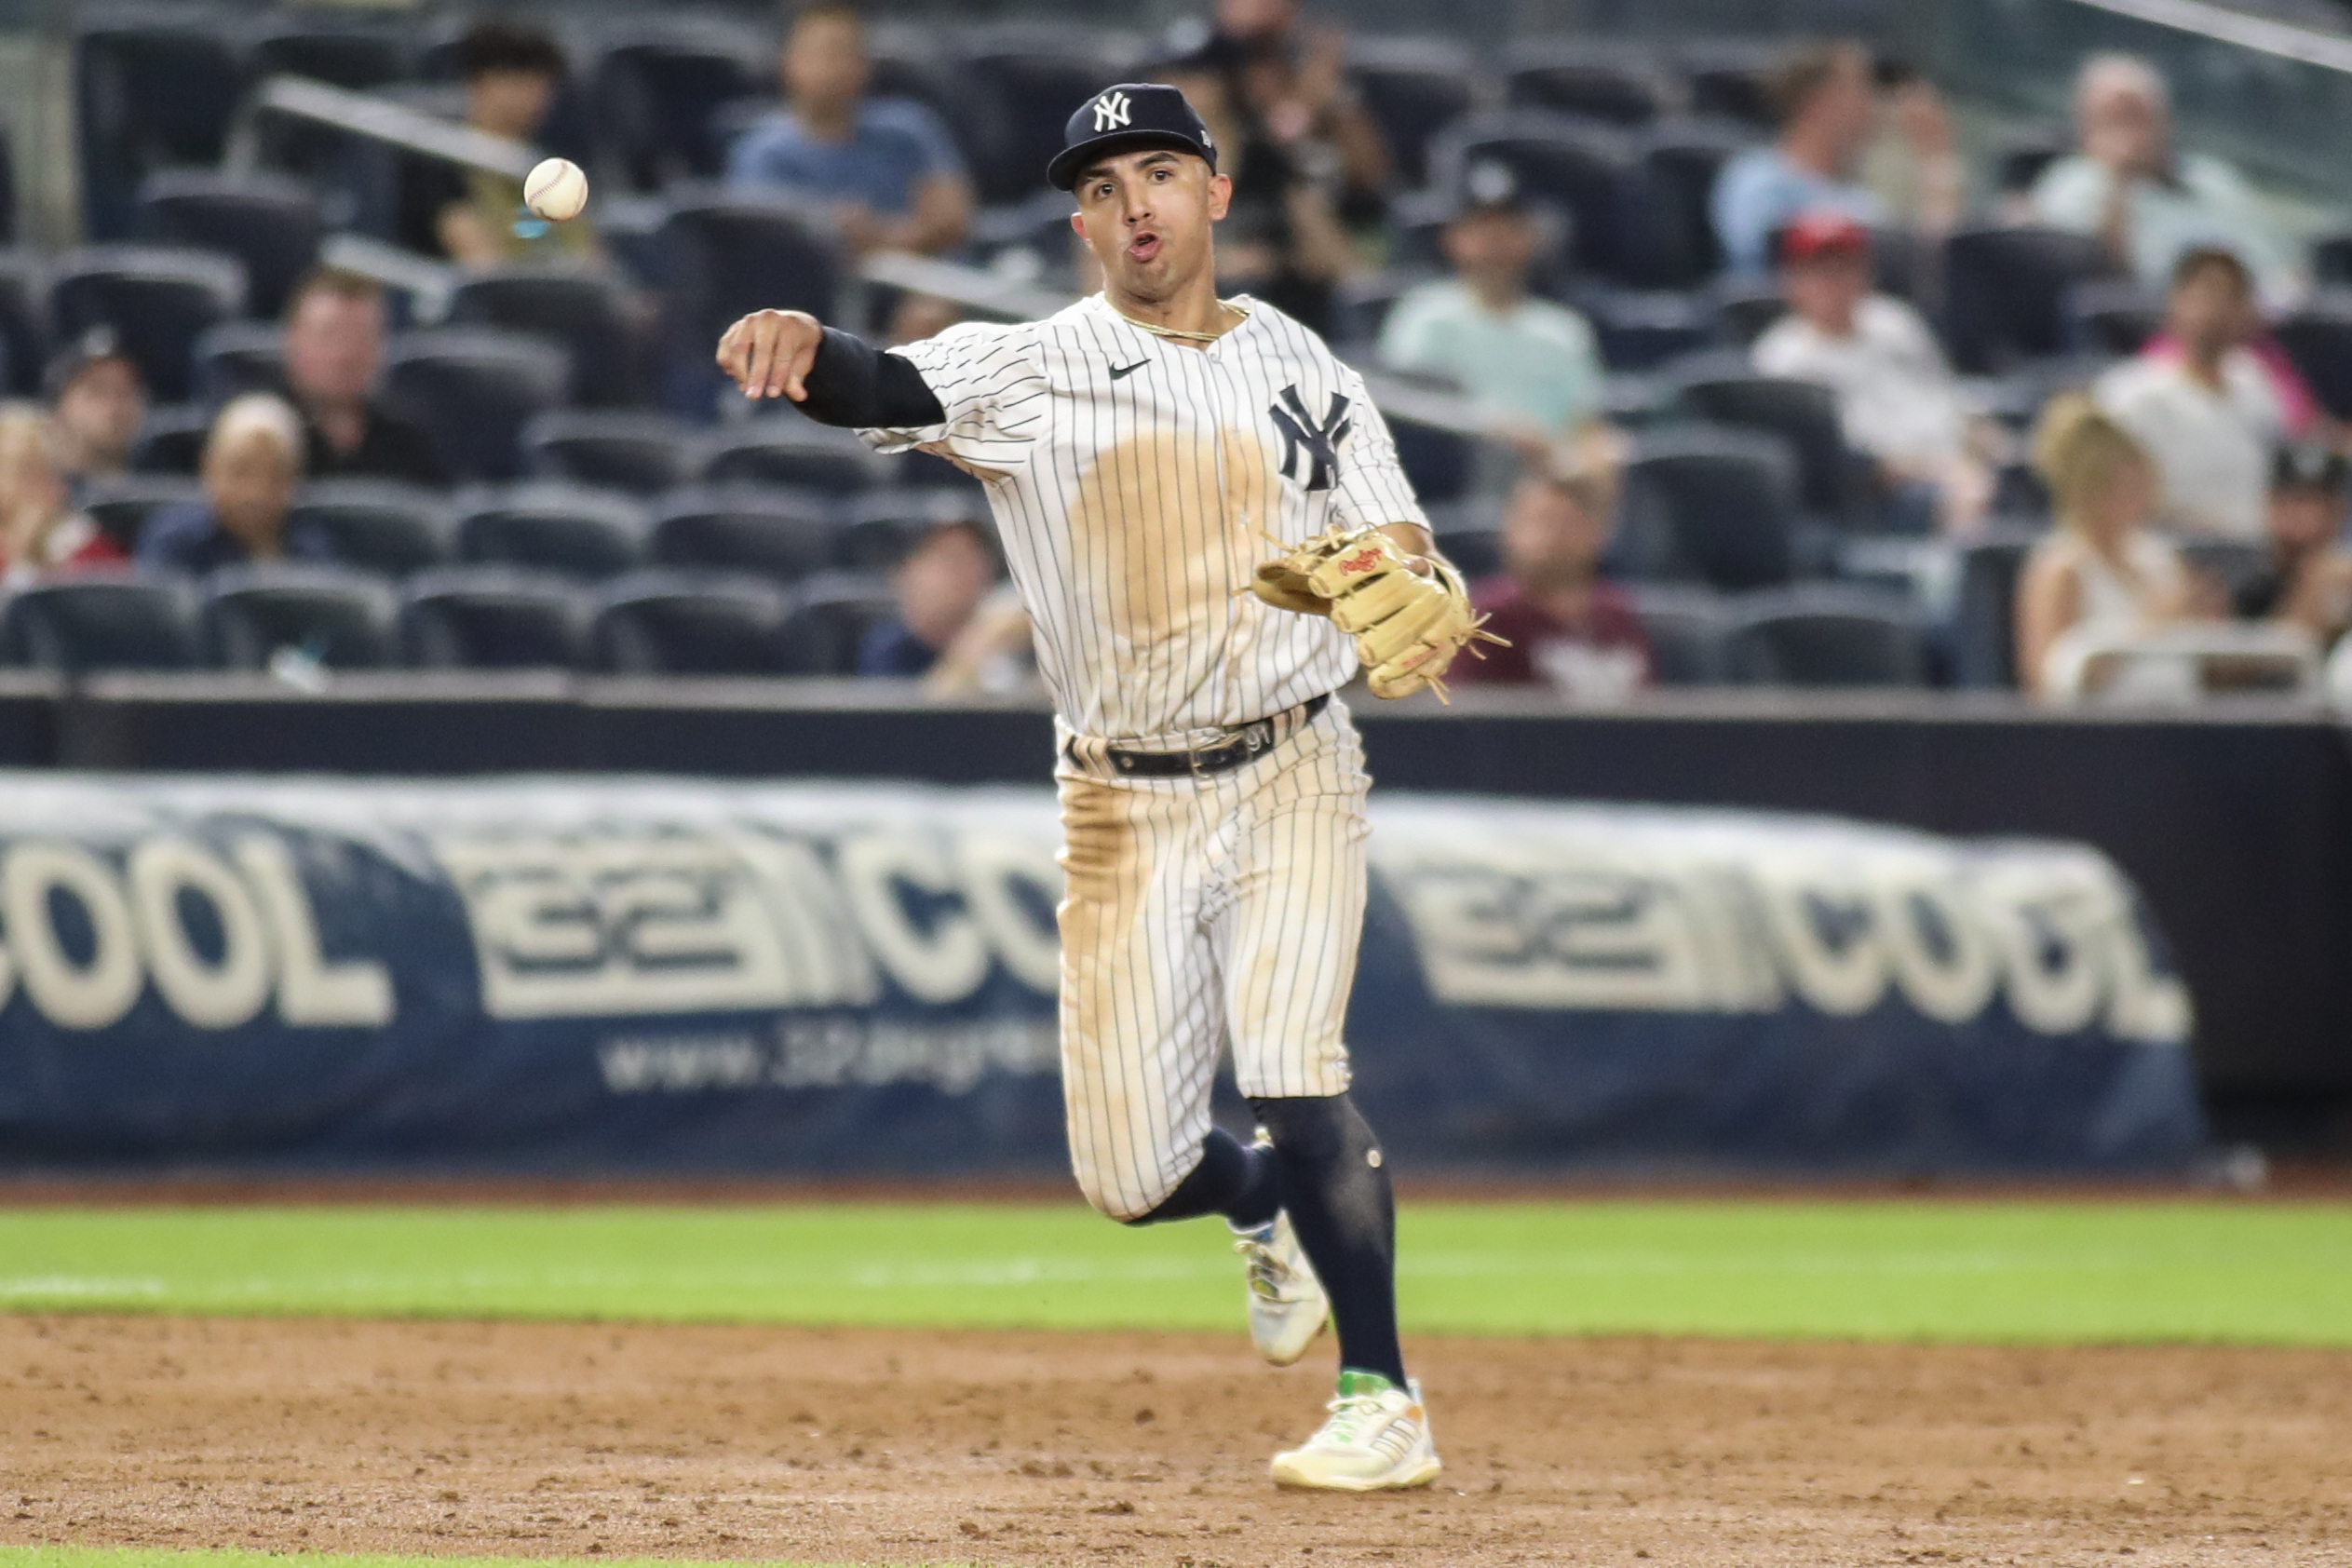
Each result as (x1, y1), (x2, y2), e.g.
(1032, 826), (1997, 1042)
(1376, 162), (1607, 451)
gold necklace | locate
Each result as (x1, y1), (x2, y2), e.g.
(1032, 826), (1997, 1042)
(1103, 294), (1249, 344)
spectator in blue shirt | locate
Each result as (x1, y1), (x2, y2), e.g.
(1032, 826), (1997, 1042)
(140, 395), (336, 574)
(727, 2), (973, 258)
(1711, 41), (1886, 278)
(858, 518), (1002, 679)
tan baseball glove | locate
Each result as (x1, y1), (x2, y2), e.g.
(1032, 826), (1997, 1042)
(1249, 525), (1507, 701)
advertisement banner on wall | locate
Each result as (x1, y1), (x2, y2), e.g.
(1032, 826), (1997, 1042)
(0, 775), (2205, 1175)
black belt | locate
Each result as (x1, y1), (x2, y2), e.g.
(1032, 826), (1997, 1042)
(1097, 694), (1330, 778)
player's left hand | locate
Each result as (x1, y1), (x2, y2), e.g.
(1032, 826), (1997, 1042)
(1248, 525), (1507, 702)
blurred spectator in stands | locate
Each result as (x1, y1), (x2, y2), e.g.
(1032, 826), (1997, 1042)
(1453, 464), (1651, 701)
(1712, 41), (1886, 278)
(2030, 54), (2297, 305)
(139, 396), (333, 573)
(2096, 248), (2280, 540)
(858, 517), (1004, 679)
(1377, 161), (1603, 459)
(2238, 443), (2352, 643)
(43, 329), (144, 498)
(728, 2), (972, 258)
(1860, 57), (1966, 242)
(1180, 0), (1389, 205)
(1752, 211), (1990, 533)
(0, 404), (123, 583)
(2016, 392), (2201, 698)
(402, 20), (602, 267)
(280, 268), (446, 487)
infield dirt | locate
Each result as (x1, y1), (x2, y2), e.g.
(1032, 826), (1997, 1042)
(1, 1316), (2345, 1567)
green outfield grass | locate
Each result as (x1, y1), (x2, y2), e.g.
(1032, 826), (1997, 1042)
(0, 1199), (2346, 1345)
(0, 1550), (868, 1568)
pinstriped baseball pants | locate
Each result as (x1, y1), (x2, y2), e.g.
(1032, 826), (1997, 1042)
(1053, 698), (1371, 1221)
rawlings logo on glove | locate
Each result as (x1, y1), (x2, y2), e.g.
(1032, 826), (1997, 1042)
(1249, 525), (1507, 701)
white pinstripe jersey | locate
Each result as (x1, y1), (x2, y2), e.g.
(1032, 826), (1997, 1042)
(859, 292), (1427, 746)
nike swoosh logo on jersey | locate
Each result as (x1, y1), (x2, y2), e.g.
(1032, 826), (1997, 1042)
(1108, 359), (1152, 380)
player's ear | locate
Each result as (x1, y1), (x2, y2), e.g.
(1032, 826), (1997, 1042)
(1206, 171), (1232, 223)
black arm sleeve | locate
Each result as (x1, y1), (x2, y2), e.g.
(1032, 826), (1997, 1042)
(791, 326), (949, 430)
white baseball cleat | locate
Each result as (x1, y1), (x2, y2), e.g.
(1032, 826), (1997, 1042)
(1270, 1372), (1442, 1492)
(1231, 1210), (1330, 1366)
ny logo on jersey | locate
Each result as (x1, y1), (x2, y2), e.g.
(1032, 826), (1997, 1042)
(1091, 91), (1132, 131)
(1269, 385), (1351, 492)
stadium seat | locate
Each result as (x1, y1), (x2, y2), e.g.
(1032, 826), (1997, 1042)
(203, 564), (401, 670)
(1671, 365), (1857, 520)
(191, 320), (286, 402)
(2063, 278), (2161, 358)
(286, 480), (452, 575)
(1626, 584), (1733, 685)
(446, 266), (648, 408)
(778, 570), (900, 675)
(74, 14), (247, 239)
(1677, 39), (1778, 131)
(656, 195), (841, 413)
(1428, 111), (1644, 283)
(136, 170), (323, 318)
(1331, 269), (1428, 350)
(2271, 295), (2352, 421)
(837, 489), (991, 571)
(1722, 586), (1931, 687)
(0, 572), (204, 672)
(957, 34), (1142, 206)
(0, 250), (46, 397)
(701, 418), (887, 494)
(1582, 288), (1716, 372)
(381, 329), (572, 482)
(1993, 128), (2071, 197)
(1637, 117), (1754, 287)
(1945, 530), (2035, 689)
(522, 411), (703, 495)
(1386, 412), (1481, 507)
(78, 475), (201, 556)
(590, 571), (797, 675)
(245, 17), (417, 88)
(1502, 40), (1675, 125)
(453, 483), (649, 580)
(648, 485), (840, 582)
(1430, 524), (1501, 580)
(1615, 424), (1798, 590)
(399, 566), (591, 669)
(593, 20), (769, 192)
(127, 403), (211, 476)
(0, 123), (14, 247)
(2177, 538), (2273, 604)
(1711, 276), (1786, 346)
(1346, 37), (1486, 186)
(47, 246), (248, 403)
(1940, 224), (2115, 375)
(2313, 233), (2352, 291)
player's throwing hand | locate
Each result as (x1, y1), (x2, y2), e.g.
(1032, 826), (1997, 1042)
(715, 308), (824, 402)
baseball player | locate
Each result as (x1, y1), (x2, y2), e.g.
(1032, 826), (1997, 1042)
(717, 82), (1492, 1492)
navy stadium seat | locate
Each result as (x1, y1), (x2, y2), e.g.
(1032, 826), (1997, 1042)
(47, 246), (247, 403)
(1429, 111), (1644, 284)
(1637, 117), (1754, 287)
(1710, 276), (1786, 346)
(1626, 584), (1733, 685)
(0, 572), (204, 671)
(593, 21), (767, 193)
(1722, 586), (1930, 687)
(0, 123), (14, 247)
(78, 475), (201, 555)
(381, 329), (571, 482)
(778, 570), (900, 675)
(127, 403), (211, 476)
(0, 250), (46, 397)
(2272, 295), (2352, 422)
(837, 489), (992, 571)
(74, 13), (247, 238)
(522, 411), (702, 495)
(958, 34), (1142, 207)
(400, 566), (591, 669)
(191, 320), (287, 402)
(656, 195), (841, 413)
(1949, 533), (2035, 689)
(1385, 412), (1481, 507)
(591, 571), (796, 675)
(648, 485), (839, 582)
(2062, 278), (2161, 358)
(1582, 288), (1716, 372)
(1503, 40), (1675, 125)
(701, 418), (886, 494)
(203, 564), (401, 670)
(1678, 39), (1778, 131)
(453, 482), (648, 579)
(1994, 129), (2071, 196)
(447, 266), (648, 407)
(1346, 37), (1485, 186)
(286, 480), (452, 575)
(245, 18), (416, 88)
(1672, 365), (1856, 520)
(1615, 424), (1798, 590)
(1940, 224), (2115, 375)
(136, 170), (323, 318)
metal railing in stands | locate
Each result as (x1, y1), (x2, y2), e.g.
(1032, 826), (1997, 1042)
(224, 74), (1495, 440)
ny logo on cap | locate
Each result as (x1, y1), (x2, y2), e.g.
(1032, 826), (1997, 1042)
(1092, 90), (1133, 131)
(1269, 385), (1351, 493)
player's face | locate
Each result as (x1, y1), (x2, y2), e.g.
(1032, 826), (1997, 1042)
(1069, 150), (1231, 302)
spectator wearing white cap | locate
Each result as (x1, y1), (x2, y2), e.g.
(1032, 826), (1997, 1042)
(1377, 160), (1606, 456)
(138, 395), (336, 574)
(2030, 54), (2298, 304)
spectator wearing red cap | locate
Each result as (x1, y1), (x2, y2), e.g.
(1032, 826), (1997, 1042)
(1751, 210), (1989, 532)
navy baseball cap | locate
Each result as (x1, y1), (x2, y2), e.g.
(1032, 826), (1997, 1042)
(1048, 82), (1218, 192)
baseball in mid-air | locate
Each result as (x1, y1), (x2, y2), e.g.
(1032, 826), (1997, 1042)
(523, 157), (588, 222)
